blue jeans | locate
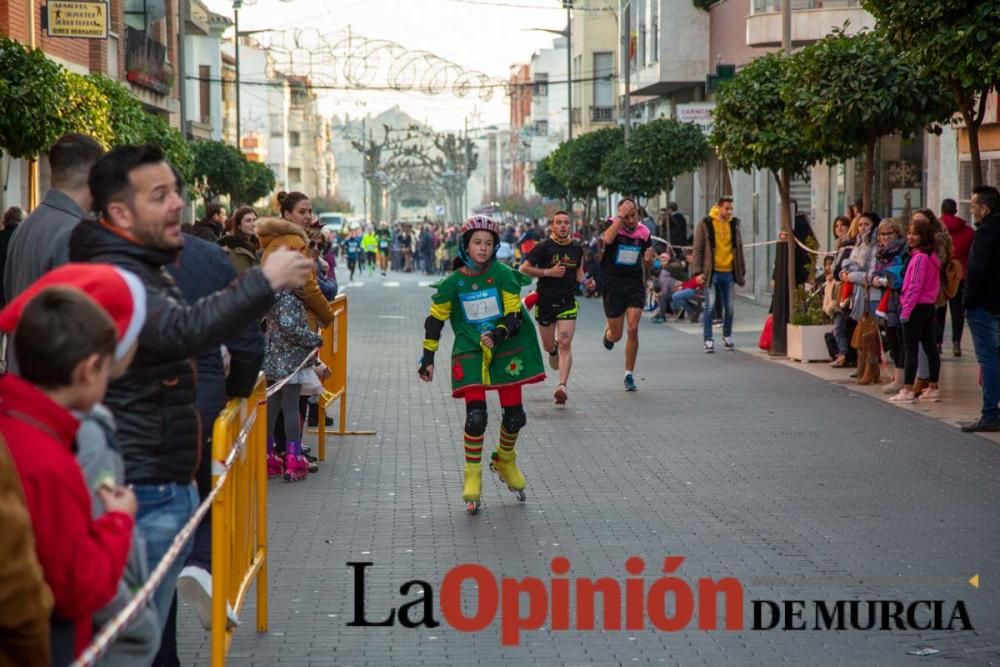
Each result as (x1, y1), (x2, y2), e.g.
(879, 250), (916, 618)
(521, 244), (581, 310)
(134, 482), (199, 633)
(671, 288), (698, 317)
(704, 271), (734, 340)
(967, 308), (1000, 421)
(833, 311), (849, 356)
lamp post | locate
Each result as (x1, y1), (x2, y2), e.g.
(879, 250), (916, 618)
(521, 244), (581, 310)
(233, 0), (242, 151)
(562, 0), (573, 140)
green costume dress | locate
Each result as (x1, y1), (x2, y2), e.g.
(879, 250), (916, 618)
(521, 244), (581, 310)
(431, 260), (546, 398)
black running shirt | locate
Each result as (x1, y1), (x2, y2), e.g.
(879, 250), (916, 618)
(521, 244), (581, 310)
(526, 238), (584, 300)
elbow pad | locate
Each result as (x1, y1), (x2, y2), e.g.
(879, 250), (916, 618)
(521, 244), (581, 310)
(424, 315), (445, 342)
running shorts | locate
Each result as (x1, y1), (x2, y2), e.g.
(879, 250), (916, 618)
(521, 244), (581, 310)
(534, 296), (578, 326)
(602, 280), (645, 318)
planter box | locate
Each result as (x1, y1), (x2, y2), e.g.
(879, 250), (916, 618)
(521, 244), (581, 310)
(787, 324), (832, 362)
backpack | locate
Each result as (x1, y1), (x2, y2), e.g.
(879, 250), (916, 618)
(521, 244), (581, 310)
(939, 257), (964, 303)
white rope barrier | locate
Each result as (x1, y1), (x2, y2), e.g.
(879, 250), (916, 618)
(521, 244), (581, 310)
(73, 349), (311, 665)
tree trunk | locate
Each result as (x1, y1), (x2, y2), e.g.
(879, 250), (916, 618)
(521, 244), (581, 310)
(968, 118), (984, 190)
(862, 138), (875, 213)
(771, 169), (796, 357)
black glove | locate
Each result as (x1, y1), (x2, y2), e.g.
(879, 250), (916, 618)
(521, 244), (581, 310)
(418, 350), (435, 380)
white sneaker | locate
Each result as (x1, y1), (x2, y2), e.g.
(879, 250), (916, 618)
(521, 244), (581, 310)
(723, 336), (735, 351)
(177, 565), (240, 630)
(704, 340), (715, 354)
(918, 388), (941, 402)
(888, 388), (916, 403)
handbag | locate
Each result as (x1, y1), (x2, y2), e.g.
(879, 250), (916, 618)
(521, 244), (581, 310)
(758, 314), (774, 351)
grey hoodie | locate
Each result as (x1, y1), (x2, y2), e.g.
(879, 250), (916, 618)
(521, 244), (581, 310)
(76, 405), (160, 666)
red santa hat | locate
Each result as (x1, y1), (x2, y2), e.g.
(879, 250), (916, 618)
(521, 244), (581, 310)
(0, 263), (147, 361)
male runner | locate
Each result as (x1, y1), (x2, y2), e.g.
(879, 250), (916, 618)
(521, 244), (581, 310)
(600, 198), (654, 391)
(344, 226), (362, 281)
(376, 221), (392, 276)
(521, 211), (595, 405)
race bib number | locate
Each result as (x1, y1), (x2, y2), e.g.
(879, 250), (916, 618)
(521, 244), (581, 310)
(460, 288), (502, 325)
(379, 240), (390, 250)
(615, 244), (640, 266)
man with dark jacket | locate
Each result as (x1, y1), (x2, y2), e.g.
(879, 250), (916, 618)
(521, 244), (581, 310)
(961, 186), (1000, 433)
(68, 144), (311, 629)
(155, 234), (265, 665)
(3, 134), (106, 304)
(692, 196), (746, 353)
(189, 203), (226, 242)
(667, 202), (688, 250)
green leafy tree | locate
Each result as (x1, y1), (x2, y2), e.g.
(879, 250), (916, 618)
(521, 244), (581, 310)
(601, 118), (709, 201)
(139, 114), (196, 189)
(712, 52), (846, 350)
(861, 0), (1000, 188)
(58, 71), (113, 147)
(87, 74), (149, 145)
(0, 37), (67, 158)
(787, 30), (952, 210)
(239, 160), (276, 204)
(311, 195), (353, 214)
(191, 140), (246, 202)
(532, 154), (568, 207)
(552, 126), (623, 220)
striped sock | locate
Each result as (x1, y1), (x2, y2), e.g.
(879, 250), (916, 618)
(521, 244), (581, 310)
(499, 427), (518, 453)
(464, 432), (484, 463)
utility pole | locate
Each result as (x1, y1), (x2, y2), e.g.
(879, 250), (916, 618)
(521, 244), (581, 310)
(233, 1), (242, 151)
(771, 0), (795, 356)
(563, 0), (573, 140)
(179, 0), (187, 139)
(464, 117), (470, 219)
(362, 117), (368, 224)
(27, 0), (38, 209)
(622, 0), (631, 142)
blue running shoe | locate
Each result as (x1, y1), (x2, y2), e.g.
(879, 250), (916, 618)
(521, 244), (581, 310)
(624, 374), (637, 392)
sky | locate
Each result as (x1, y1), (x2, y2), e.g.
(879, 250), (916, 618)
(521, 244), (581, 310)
(203, 0), (573, 131)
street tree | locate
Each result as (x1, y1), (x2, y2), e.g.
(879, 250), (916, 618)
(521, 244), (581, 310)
(58, 71), (114, 147)
(0, 37), (68, 159)
(601, 118), (709, 203)
(532, 154), (568, 209)
(861, 0), (1000, 188)
(87, 74), (150, 145)
(552, 126), (623, 221)
(240, 160), (277, 205)
(191, 140), (246, 203)
(389, 129), (478, 222)
(712, 52), (846, 354)
(788, 30), (951, 211)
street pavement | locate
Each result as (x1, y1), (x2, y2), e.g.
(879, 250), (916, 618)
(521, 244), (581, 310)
(178, 267), (1000, 666)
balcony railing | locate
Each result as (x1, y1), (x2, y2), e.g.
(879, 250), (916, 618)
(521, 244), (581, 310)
(590, 106), (613, 122)
(125, 26), (173, 95)
(752, 0), (859, 13)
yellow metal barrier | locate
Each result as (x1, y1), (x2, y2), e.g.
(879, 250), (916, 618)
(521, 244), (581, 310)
(316, 293), (376, 460)
(210, 375), (269, 666)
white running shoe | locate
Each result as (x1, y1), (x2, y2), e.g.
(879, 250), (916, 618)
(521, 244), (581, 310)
(888, 388), (916, 403)
(704, 340), (715, 354)
(723, 336), (735, 351)
(178, 565), (240, 630)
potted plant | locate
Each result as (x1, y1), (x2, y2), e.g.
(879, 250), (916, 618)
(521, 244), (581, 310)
(787, 286), (833, 362)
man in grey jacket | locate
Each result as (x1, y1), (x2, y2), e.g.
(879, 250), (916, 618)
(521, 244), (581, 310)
(2, 134), (106, 304)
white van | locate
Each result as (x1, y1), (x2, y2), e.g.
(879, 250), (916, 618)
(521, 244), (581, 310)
(318, 212), (348, 236)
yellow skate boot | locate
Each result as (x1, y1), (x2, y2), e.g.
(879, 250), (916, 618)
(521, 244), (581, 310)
(490, 446), (526, 502)
(463, 461), (482, 515)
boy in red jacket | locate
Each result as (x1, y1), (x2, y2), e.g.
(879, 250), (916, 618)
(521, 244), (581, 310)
(0, 264), (146, 660)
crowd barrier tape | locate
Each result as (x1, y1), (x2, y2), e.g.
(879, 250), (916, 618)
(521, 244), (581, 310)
(314, 293), (376, 461)
(71, 375), (268, 667)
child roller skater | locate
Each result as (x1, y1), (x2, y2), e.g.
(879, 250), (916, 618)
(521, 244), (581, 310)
(418, 216), (545, 514)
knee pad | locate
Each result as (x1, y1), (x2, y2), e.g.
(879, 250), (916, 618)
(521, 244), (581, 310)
(501, 405), (527, 433)
(465, 402), (488, 436)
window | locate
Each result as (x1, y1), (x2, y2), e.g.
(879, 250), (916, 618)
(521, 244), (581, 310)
(270, 114), (282, 137)
(533, 73), (549, 97)
(593, 52), (613, 108)
(535, 120), (548, 135)
(651, 6), (659, 63)
(199, 65), (211, 123)
(289, 167), (302, 183)
(289, 131), (301, 147)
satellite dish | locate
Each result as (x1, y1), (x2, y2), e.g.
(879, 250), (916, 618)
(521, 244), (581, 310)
(124, 0), (166, 24)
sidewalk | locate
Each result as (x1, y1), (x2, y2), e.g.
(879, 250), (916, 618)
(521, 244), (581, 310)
(663, 295), (1000, 445)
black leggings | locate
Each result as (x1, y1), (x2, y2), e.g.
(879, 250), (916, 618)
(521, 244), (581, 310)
(903, 304), (940, 385)
(882, 324), (904, 369)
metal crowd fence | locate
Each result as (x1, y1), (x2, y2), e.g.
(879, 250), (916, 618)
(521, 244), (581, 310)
(314, 293), (376, 460)
(209, 375), (269, 667)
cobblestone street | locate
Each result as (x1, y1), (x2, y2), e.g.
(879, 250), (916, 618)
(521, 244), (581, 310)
(179, 270), (1000, 666)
